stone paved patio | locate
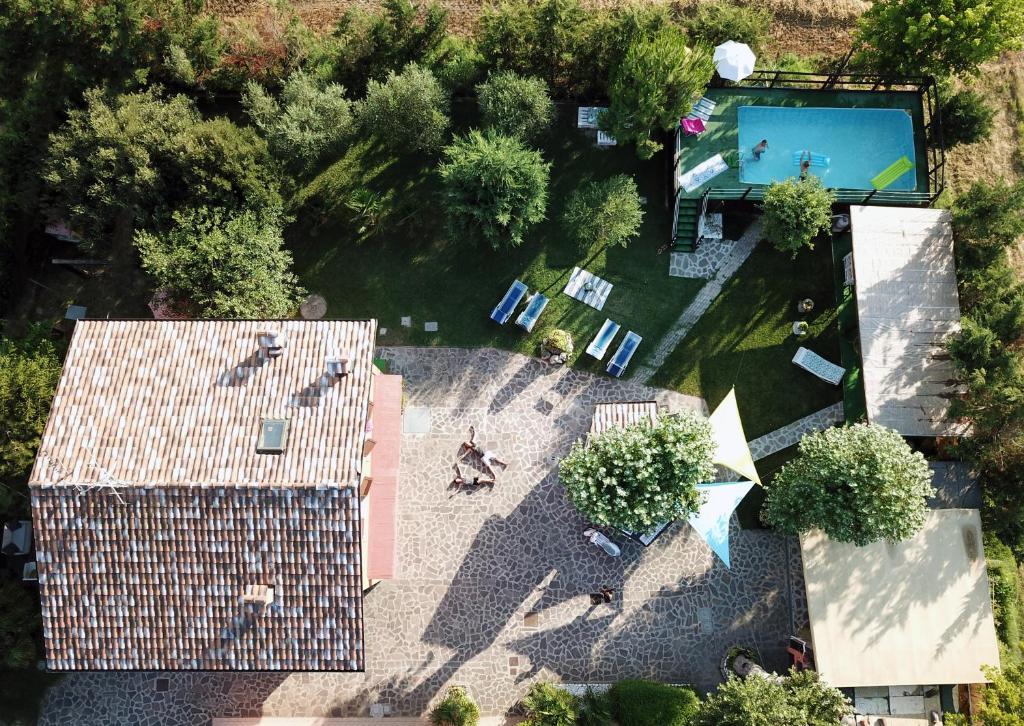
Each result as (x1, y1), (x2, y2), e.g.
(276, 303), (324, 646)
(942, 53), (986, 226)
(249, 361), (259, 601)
(40, 348), (803, 725)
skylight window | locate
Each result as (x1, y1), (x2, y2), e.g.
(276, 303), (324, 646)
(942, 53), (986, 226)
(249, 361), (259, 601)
(257, 418), (289, 454)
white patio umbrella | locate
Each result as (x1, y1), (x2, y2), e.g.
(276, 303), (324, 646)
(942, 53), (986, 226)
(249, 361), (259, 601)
(713, 40), (756, 82)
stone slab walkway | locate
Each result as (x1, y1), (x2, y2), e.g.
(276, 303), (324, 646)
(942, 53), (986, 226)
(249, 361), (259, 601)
(747, 402), (845, 461)
(39, 348), (802, 726)
(635, 221), (762, 383)
(669, 240), (737, 280)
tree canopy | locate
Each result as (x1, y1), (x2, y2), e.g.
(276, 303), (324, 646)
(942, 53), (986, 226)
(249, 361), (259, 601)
(761, 423), (935, 546)
(559, 413), (715, 534)
(357, 63), (450, 152)
(761, 176), (835, 257)
(602, 25), (714, 159)
(562, 174), (645, 250)
(693, 671), (852, 726)
(978, 663), (1024, 726)
(477, 71), (555, 142)
(135, 205), (303, 319)
(438, 130), (550, 250)
(856, 0), (1024, 77)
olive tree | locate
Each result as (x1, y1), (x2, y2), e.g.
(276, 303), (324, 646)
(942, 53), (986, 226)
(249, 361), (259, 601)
(135, 205), (303, 319)
(761, 176), (835, 257)
(562, 174), (644, 250)
(357, 63), (450, 152)
(438, 130), (550, 250)
(477, 71), (554, 142)
(602, 25), (714, 159)
(856, 0), (1024, 77)
(694, 670), (852, 726)
(559, 413), (715, 534)
(762, 423), (935, 546)
(243, 70), (354, 172)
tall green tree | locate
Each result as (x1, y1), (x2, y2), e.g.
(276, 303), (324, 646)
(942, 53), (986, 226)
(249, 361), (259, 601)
(244, 70), (354, 173)
(602, 25), (714, 159)
(43, 87), (281, 249)
(0, 327), (62, 515)
(357, 63), (450, 152)
(559, 413), (715, 534)
(762, 423), (935, 546)
(856, 0), (1024, 77)
(477, 72), (554, 142)
(761, 176), (835, 257)
(694, 671), (852, 726)
(562, 175), (645, 250)
(135, 205), (303, 319)
(438, 130), (550, 250)
(978, 663), (1024, 726)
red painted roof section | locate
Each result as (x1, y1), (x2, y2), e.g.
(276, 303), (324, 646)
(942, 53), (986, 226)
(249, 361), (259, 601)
(367, 374), (402, 580)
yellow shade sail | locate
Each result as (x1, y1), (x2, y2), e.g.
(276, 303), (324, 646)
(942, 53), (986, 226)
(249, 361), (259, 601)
(709, 388), (761, 485)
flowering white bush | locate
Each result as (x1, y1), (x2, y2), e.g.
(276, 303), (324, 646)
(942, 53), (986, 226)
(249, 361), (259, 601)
(559, 413), (715, 533)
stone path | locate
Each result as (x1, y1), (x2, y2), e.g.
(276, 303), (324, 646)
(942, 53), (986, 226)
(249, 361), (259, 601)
(669, 240), (737, 280)
(635, 221), (762, 383)
(39, 347), (803, 725)
(748, 402), (845, 461)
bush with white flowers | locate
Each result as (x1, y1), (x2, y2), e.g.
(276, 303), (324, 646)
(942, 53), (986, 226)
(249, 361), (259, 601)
(559, 413), (715, 533)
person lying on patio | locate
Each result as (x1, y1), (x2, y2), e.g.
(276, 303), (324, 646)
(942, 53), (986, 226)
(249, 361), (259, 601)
(450, 463), (466, 488)
(481, 450), (506, 470)
(458, 440), (484, 460)
(473, 475), (496, 487)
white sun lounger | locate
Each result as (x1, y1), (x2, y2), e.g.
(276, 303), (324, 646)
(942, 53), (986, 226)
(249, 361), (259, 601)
(607, 331), (642, 378)
(678, 154), (728, 193)
(587, 319), (621, 360)
(516, 292), (549, 332)
(490, 279), (528, 324)
(792, 346), (845, 385)
(578, 106), (606, 129)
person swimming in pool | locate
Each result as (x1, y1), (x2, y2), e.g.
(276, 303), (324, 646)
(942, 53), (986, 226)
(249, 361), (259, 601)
(800, 150), (812, 179)
(752, 139), (768, 160)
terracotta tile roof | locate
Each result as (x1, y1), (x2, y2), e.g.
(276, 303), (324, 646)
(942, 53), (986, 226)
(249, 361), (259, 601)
(32, 484), (364, 670)
(32, 319), (377, 486)
(29, 320), (378, 671)
(590, 401), (659, 436)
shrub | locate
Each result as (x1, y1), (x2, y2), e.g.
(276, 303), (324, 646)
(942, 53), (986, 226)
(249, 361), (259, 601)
(521, 682), (577, 726)
(135, 205), (303, 319)
(577, 688), (613, 726)
(762, 423), (935, 546)
(953, 179), (1024, 268)
(429, 685), (479, 726)
(761, 176), (835, 257)
(0, 580), (40, 669)
(978, 663), (1024, 725)
(940, 88), (996, 147)
(477, 72), (554, 142)
(428, 35), (485, 93)
(603, 26), (714, 159)
(694, 671), (852, 726)
(243, 70), (354, 173)
(685, 0), (773, 53)
(543, 329), (573, 355)
(559, 412), (715, 534)
(855, 0), (1024, 77)
(949, 317), (1003, 373)
(609, 680), (700, 726)
(357, 63), (450, 152)
(439, 130), (550, 250)
(0, 327), (62, 514)
(562, 175), (644, 250)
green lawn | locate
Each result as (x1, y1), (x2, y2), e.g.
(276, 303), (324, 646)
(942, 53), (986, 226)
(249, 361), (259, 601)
(288, 107), (704, 374)
(649, 238), (842, 439)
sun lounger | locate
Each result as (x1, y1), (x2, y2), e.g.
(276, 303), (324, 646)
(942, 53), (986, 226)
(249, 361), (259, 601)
(681, 117), (706, 136)
(606, 331), (642, 378)
(684, 96), (716, 123)
(792, 346), (845, 385)
(490, 280), (528, 324)
(515, 292), (549, 332)
(577, 106), (606, 129)
(677, 154), (728, 193)
(587, 319), (621, 360)
(597, 130), (617, 146)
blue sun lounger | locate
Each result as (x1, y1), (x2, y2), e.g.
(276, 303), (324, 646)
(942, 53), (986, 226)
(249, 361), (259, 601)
(606, 331), (642, 377)
(516, 292), (549, 332)
(490, 280), (528, 324)
(587, 319), (621, 360)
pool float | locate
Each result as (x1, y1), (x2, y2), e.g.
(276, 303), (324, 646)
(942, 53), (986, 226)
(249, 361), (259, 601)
(871, 155), (914, 190)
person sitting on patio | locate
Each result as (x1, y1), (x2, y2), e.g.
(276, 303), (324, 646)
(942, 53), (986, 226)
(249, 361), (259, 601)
(800, 150), (811, 179)
(752, 138), (768, 160)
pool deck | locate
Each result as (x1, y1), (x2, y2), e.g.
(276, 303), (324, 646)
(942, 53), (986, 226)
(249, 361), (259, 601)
(675, 86), (929, 200)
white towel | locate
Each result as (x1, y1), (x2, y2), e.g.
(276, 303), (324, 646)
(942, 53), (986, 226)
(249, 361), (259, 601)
(677, 154), (728, 193)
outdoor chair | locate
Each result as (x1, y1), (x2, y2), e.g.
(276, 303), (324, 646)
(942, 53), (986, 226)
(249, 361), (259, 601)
(490, 279), (528, 325)
(681, 117), (706, 136)
(792, 346), (845, 385)
(606, 331), (642, 378)
(586, 319), (621, 360)
(515, 292), (549, 332)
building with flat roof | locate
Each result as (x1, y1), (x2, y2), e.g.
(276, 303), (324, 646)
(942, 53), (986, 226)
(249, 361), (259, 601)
(30, 319), (401, 671)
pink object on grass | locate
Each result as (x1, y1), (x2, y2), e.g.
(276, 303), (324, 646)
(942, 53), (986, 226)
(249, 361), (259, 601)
(681, 117), (706, 136)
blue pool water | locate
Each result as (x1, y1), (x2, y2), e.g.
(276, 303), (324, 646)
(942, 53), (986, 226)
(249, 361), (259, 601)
(737, 106), (918, 191)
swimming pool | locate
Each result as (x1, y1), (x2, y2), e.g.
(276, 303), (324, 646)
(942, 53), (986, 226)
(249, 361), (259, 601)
(737, 106), (918, 191)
